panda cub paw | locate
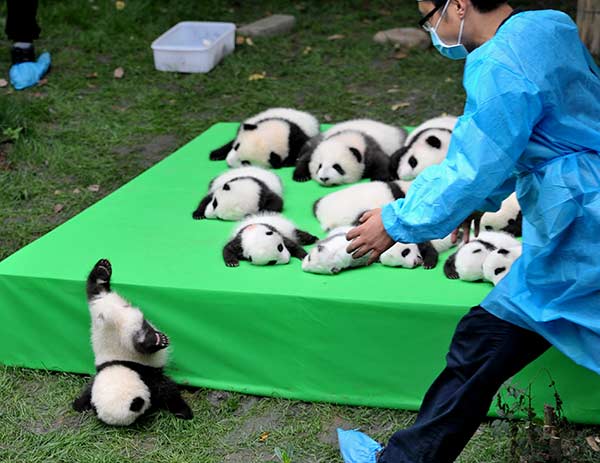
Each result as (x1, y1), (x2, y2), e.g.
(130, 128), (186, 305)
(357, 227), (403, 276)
(156, 332), (170, 349)
(87, 259), (113, 298)
(92, 259), (112, 280)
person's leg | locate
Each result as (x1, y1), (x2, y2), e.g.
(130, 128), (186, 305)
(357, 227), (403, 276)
(6, 0), (40, 64)
(378, 306), (551, 463)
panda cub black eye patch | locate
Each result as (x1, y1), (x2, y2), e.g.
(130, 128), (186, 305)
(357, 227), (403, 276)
(333, 163), (345, 175)
(266, 230), (274, 235)
(241, 160), (251, 166)
(401, 248), (410, 258)
(494, 266), (507, 275)
(408, 156), (418, 169)
(318, 164), (322, 170)
(472, 249), (482, 254)
(212, 198), (218, 209)
(426, 135), (442, 149)
(234, 143), (240, 151)
(277, 244), (284, 252)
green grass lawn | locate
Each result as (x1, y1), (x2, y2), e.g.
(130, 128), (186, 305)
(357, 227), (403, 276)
(1, 1), (598, 462)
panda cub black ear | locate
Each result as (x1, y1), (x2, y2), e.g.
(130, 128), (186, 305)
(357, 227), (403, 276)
(243, 123), (258, 131)
(349, 147), (362, 163)
(223, 183), (230, 191)
(426, 135), (442, 149)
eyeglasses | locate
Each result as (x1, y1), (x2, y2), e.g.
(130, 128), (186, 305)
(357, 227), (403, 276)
(418, 3), (443, 32)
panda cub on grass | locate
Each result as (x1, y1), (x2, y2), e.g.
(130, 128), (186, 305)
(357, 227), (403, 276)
(293, 119), (407, 186)
(192, 166), (283, 221)
(209, 108), (320, 169)
(72, 259), (192, 426)
(390, 116), (457, 181)
(223, 213), (318, 267)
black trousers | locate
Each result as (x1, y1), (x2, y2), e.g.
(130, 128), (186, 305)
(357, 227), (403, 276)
(5, 0), (40, 42)
(378, 306), (551, 463)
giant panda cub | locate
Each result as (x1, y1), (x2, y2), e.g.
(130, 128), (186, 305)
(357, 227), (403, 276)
(444, 231), (520, 281)
(313, 180), (411, 231)
(482, 246), (522, 285)
(480, 192), (522, 237)
(390, 115), (458, 181)
(302, 226), (370, 275)
(293, 119), (407, 186)
(73, 259), (192, 426)
(379, 233), (457, 270)
(209, 108), (320, 169)
(192, 166), (283, 221)
(223, 212), (318, 267)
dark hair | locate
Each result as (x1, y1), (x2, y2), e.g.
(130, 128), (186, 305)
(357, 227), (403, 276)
(433, 0), (508, 13)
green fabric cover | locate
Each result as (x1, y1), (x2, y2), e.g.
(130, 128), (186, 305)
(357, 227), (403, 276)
(1, 123), (599, 424)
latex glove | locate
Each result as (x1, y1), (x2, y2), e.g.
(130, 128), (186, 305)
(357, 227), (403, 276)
(338, 428), (383, 463)
(9, 52), (51, 91)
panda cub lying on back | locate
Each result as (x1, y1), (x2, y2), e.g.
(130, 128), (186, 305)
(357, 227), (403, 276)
(73, 259), (192, 426)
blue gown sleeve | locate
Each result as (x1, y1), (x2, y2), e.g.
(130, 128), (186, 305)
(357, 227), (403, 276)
(382, 61), (543, 243)
(479, 175), (517, 213)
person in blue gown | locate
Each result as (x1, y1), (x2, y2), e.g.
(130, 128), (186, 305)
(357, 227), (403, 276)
(342, 0), (600, 462)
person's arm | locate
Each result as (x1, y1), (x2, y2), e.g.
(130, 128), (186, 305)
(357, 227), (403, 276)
(381, 63), (542, 244)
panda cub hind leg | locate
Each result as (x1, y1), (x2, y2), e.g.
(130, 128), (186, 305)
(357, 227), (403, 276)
(73, 380), (94, 412)
(157, 375), (193, 420)
(87, 259), (112, 299)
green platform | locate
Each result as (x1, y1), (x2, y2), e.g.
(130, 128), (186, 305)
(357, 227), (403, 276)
(1, 123), (599, 424)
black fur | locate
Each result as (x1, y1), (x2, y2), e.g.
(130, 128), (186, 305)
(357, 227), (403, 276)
(192, 194), (213, 220)
(294, 229), (319, 245)
(283, 236), (308, 260)
(386, 181), (407, 200)
(475, 239), (498, 251)
(87, 259), (112, 299)
(293, 135), (323, 182)
(497, 248), (510, 255)
(494, 266), (507, 276)
(130, 397), (145, 412)
(209, 140), (234, 161)
(417, 241), (439, 270)
(223, 234), (243, 267)
(502, 211), (522, 237)
(269, 152), (283, 168)
(73, 382), (94, 412)
(443, 252), (459, 279)
(285, 119), (311, 166)
(361, 134), (392, 181)
(134, 319), (170, 354)
(243, 123), (258, 131)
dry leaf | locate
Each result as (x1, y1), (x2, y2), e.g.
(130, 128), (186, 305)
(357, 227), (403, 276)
(387, 88), (401, 93)
(0, 79), (7, 88)
(87, 184), (100, 192)
(86, 72), (98, 79)
(391, 102), (411, 111)
(392, 51), (408, 60)
(302, 46), (312, 55)
(248, 72), (266, 81)
(327, 34), (345, 41)
(73, 188), (81, 194)
(236, 35), (246, 45)
(245, 37), (255, 46)
(113, 67), (125, 79)
(586, 436), (600, 452)
(445, 77), (454, 83)
(115, 1), (126, 10)
(54, 204), (64, 213)
(258, 431), (270, 442)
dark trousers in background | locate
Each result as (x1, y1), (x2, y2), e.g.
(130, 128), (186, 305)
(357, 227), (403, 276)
(6, 0), (40, 42)
(379, 306), (551, 463)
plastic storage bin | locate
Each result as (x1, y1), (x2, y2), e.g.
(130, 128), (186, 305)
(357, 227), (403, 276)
(151, 21), (236, 73)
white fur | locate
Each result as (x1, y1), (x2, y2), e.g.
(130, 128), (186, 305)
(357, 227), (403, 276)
(233, 212), (297, 240)
(481, 192), (521, 232)
(483, 246), (522, 285)
(302, 227), (369, 274)
(91, 365), (151, 426)
(204, 178), (262, 220)
(453, 240), (494, 281)
(314, 181), (411, 231)
(245, 108), (319, 138)
(309, 131), (366, 186)
(430, 232), (457, 253)
(209, 166), (283, 196)
(227, 108), (319, 168)
(324, 119), (406, 155)
(380, 243), (423, 268)
(475, 230), (520, 250)
(89, 292), (167, 368)
(397, 116), (458, 180)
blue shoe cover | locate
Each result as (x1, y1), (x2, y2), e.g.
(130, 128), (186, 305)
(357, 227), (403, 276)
(9, 52), (51, 90)
(338, 428), (383, 463)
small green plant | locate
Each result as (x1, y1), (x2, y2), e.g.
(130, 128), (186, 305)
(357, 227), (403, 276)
(1, 126), (23, 144)
(274, 446), (294, 463)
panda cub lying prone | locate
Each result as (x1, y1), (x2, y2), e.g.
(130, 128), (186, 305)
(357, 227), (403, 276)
(73, 259), (192, 426)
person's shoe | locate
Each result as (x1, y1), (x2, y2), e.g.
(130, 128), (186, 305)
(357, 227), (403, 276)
(11, 42), (35, 65)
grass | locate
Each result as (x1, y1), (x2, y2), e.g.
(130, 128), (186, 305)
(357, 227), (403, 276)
(0, 1), (597, 462)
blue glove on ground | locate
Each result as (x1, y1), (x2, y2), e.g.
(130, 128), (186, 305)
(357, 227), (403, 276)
(338, 428), (383, 463)
(9, 52), (51, 90)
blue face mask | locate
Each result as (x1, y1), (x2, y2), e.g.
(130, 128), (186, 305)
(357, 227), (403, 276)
(428, 0), (469, 60)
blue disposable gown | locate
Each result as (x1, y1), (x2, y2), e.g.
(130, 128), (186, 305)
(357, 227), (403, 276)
(382, 10), (600, 374)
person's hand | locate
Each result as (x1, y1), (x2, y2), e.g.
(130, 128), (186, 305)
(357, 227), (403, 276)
(346, 208), (395, 265)
(451, 211), (484, 244)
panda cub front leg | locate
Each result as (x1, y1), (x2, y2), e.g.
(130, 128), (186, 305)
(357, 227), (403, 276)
(86, 259), (112, 299)
(72, 380), (94, 412)
(133, 319), (170, 354)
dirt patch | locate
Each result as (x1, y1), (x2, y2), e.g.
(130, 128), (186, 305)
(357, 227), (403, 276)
(223, 408), (284, 446)
(223, 449), (276, 462)
(233, 395), (260, 417)
(318, 415), (356, 446)
(207, 389), (233, 408)
(112, 134), (180, 169)
(0, 142), (13, 170)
